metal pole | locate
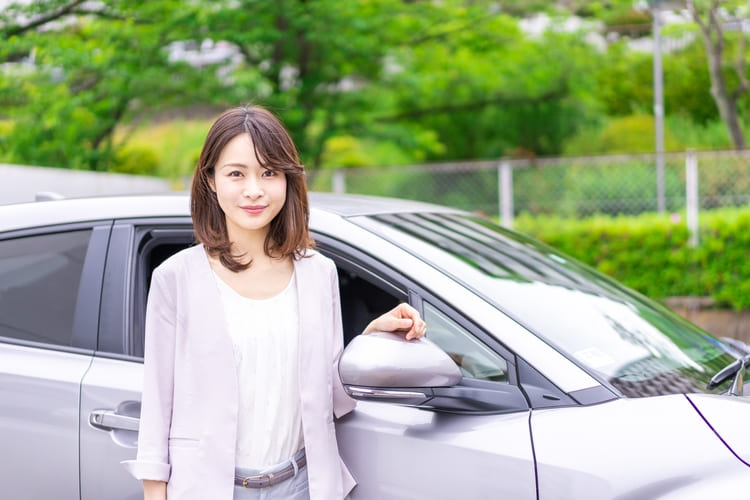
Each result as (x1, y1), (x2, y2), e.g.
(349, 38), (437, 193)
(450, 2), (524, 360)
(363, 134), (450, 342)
(332, 169), (346, 194)
(498, 161), (513, 229)
(653, 4), (666, 213)
(685, 150), (699, 247)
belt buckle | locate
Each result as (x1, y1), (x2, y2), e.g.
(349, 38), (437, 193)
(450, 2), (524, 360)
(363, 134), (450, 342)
(242, 472), (275, 488)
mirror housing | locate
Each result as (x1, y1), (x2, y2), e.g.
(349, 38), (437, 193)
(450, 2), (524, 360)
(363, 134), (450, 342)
(339, 331), (462, 406)
(339, 331), (530, 414)
(340, 331), (462, 388)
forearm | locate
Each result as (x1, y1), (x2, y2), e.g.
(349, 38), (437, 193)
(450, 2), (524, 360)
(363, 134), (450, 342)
(143, 480), (167, 500)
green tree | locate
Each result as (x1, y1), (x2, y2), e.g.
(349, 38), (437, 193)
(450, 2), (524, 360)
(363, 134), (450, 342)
(199, 0), (408, 167)
(686, 0), (749, 149)
(378, 13), (603, 159)
(595, 39), (717, 124)
(1, 1), (216, 170)
(11, 0), (727, 172)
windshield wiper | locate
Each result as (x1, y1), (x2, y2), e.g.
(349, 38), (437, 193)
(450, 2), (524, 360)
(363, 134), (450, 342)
(708, 354), (750, 396)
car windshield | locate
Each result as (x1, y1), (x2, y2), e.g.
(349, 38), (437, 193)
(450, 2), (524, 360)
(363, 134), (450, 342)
(361, 212), (737, 398)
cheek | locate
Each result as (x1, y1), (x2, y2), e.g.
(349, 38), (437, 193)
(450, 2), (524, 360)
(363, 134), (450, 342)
(276, 177), (288, 202)
(271, 179), (288, 219)
(212, 180), (236, 212)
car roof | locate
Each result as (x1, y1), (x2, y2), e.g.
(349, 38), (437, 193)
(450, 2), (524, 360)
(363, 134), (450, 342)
(0, 192), (458, 233)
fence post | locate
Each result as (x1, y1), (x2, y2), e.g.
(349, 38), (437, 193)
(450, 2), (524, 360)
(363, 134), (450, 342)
(498, 160), (513, 229)
(685, 149), (699, 247)
(653, 6), (666, 213)
(332, 169), (346, 194)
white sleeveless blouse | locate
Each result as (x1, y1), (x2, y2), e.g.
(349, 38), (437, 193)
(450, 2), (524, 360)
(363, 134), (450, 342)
(213, 271), (304, 469)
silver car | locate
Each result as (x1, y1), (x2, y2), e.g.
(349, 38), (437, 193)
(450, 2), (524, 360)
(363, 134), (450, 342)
(1, 193), (749, 499)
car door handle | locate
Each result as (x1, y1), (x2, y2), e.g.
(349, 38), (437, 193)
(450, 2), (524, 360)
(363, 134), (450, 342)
(89, 409), (140, 432)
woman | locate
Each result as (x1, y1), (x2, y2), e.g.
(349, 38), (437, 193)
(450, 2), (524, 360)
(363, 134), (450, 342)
(122, 106), (425, 500)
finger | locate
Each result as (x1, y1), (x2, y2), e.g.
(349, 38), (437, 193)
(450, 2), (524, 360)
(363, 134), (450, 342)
(377, 317), (413, 333)
(398, 303), (420, 319)
(392, 318), (414, 331)
(406, 319), (427, 340)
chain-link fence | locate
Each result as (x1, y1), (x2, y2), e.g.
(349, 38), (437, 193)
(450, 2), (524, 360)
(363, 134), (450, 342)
(309, 149), (750, 226)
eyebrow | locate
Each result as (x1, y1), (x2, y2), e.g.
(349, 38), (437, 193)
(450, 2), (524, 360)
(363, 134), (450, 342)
(219, 162), (249, 169)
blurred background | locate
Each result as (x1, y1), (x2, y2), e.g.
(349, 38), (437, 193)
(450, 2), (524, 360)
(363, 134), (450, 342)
(1, 0), (749, 332)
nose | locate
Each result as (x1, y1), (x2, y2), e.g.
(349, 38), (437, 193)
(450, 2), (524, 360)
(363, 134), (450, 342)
(242, 175), (263, 199)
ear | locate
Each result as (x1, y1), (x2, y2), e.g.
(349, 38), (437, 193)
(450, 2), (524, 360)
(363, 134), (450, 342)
(207, 175), (216, 193)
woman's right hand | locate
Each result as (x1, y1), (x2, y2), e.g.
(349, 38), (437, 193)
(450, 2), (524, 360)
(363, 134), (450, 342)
(362, 303), (427, 340)
(143, 480), (167, 500)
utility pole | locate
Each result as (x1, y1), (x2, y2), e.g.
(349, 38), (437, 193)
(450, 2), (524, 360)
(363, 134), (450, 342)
(653, 1), (666, 213)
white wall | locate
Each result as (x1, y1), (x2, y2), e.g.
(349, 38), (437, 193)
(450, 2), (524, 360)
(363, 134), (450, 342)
(1, 164), (173, 204)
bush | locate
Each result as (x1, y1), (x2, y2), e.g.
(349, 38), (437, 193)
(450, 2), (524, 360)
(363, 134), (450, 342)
(515, 208), (750, 310)
(110, 145), (159, 176)
(565, 115), (682, 155)
(0, 120), (14, 160)
(114, 120), (212, 179)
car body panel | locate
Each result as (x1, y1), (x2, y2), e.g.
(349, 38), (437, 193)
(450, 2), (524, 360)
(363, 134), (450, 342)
(0, 343), (91, 499)
(80, 356), (143, 500)
(686, 393), (750, 466)
(531, 395), (750, 499)
(0, 194), (190, 233)
(336, 401), (536, 499)
(2, 194), (750, 499)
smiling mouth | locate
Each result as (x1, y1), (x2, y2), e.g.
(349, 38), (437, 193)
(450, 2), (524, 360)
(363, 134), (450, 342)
(241, 205), (266, 215)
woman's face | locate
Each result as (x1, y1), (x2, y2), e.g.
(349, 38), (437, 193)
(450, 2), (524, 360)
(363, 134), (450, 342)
(211, 133), (287, 242)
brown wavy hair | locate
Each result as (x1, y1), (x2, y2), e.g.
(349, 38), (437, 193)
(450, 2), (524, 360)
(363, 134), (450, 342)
(190, 105), (313, 271)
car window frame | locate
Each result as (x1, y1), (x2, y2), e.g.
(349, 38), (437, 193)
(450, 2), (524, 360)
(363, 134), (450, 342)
(0, 221), (111, 353)
(314, 233), (520, 387)
(317, 230), (586, 410)
(97, 217), (193, 359)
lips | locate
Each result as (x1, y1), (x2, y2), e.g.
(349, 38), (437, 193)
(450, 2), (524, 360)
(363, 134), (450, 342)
(241, 205), (266, 215)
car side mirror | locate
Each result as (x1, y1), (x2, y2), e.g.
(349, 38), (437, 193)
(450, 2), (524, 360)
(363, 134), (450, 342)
(339, 331), (462, 406)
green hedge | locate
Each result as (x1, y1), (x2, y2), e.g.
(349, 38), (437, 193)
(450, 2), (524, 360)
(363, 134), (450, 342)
(514, 208), (750, 310)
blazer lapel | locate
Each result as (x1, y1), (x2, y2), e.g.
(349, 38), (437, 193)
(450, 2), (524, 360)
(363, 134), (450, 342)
(187, 244), (226, 326)
(185, 244), (236, 374)
(293, 255), (315, 385)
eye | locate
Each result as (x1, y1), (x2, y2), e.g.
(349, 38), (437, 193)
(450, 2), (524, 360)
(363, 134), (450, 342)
(227, 170), (243, 177)
(261, 169), (277, 177)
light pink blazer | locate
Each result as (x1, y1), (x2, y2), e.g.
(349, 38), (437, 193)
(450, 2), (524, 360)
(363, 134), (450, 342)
(122, 244), (357, 499)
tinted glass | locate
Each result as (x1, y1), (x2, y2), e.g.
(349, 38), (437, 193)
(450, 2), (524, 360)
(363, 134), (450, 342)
(0, 230), (91, 346)
(424, 301), (508, 382)
(366, 212), (736, 397)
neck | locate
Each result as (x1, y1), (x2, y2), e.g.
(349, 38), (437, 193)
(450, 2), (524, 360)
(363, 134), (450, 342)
(227, 226), (270, 263)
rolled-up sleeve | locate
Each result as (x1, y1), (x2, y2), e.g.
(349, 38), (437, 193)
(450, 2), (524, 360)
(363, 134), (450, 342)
(121, 267), (176, 481)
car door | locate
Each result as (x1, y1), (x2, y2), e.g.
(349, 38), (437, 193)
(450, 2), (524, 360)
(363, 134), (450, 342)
(320, 241), (538, 500)
(78, 219), (537, 499)
(79, 219), (193, 500)
(0, 223), (109, 500)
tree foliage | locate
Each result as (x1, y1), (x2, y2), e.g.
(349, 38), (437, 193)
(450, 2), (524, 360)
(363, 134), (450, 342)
(1, 1), (217, 170)
(686, 0), (749, 149)
(0, 0), (747, 172)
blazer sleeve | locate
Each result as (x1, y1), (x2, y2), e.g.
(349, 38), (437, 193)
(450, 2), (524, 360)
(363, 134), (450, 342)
(121, 266), (176, 481)
(329, 261), (357, 419)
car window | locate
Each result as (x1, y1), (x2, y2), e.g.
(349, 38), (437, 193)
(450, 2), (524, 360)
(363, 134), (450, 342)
(336, 266), (403, 346)
(132, 227), (195, 358)
(423, 301), (508, 382)
(0, 230), (92, 346)
(366, 212), (736, 397)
